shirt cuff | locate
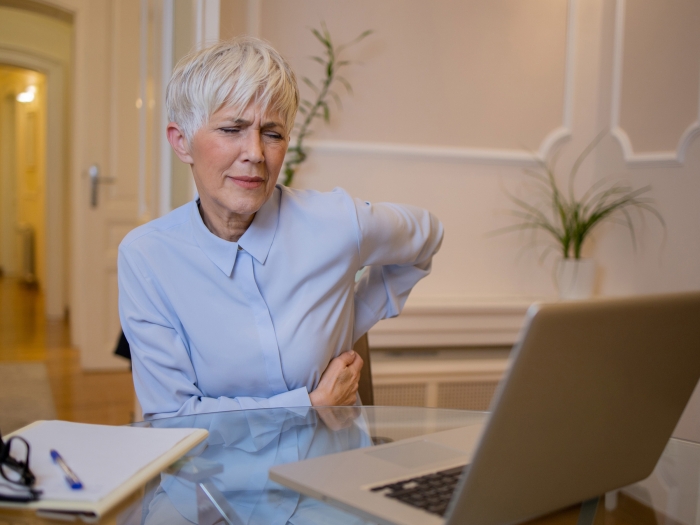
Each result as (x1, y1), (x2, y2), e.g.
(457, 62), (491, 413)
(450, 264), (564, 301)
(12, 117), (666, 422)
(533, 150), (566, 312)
(268, 386), (312, 409)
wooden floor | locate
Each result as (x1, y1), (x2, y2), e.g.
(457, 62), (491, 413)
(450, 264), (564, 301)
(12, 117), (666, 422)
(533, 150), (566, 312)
(0, 276), (135, 425)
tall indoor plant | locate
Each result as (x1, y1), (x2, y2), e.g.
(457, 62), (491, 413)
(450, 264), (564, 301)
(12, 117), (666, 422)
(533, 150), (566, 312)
(497, 132), (664, 299)
(283, 23), (372, 186)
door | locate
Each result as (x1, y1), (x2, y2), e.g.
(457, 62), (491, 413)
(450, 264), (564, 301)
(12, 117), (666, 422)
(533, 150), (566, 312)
(65, 0), (146, 369)
(58, 0), (219, 369)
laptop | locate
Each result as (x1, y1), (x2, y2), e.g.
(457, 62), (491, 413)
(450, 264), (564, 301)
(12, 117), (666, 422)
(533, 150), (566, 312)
(270, 292), (700, 525)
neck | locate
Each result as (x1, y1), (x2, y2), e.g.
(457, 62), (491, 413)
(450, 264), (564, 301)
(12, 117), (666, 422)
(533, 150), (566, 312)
(198, 200), (254, 242)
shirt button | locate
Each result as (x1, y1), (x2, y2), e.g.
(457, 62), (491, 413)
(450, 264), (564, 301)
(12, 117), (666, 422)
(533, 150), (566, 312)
(237, 245), (242, 251)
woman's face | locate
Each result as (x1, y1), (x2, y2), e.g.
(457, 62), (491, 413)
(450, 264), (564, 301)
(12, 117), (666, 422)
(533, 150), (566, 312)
(179, 103), (288, 222)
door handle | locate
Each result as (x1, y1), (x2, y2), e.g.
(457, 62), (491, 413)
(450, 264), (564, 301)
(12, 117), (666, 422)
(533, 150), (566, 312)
(88, 164), (115, 208)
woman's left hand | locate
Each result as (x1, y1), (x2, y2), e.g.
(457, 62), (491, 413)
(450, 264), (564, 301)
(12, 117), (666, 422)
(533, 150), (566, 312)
(309, 351), (363, 407)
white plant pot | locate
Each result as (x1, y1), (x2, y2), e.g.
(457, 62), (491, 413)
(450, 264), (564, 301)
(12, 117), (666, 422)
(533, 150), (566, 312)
(556, 258), (596, 300)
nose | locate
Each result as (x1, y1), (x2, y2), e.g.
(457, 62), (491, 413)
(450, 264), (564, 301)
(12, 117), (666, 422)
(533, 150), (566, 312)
(242, 129), (264, 164)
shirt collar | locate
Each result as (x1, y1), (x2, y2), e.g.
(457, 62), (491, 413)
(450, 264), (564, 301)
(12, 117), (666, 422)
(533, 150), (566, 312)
(190, 200), (239, 276)
(189, 186), (281, 276)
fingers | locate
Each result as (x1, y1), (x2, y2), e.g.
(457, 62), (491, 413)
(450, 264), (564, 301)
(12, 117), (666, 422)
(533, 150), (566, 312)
(332, 351), (363, 376)
(334, 350), (357, 366)
(349, 353), (363, 373)
(310, 350), (364, 407)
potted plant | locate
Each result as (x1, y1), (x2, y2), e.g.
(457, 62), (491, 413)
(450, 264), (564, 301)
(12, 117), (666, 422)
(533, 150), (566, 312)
(496, 132), (664, 299)
(283, 23), (372, 186)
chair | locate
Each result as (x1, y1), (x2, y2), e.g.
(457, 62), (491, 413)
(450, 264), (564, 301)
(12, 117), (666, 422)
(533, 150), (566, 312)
(353, 333), (374, 405)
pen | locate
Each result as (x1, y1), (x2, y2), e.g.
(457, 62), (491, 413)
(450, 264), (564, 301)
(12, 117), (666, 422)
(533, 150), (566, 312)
(50, 449), (83, 490)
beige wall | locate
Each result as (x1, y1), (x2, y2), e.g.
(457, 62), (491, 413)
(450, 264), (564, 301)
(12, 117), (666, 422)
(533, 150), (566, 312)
(218, 0), (700, 344)
(618, 0), (700, 153)
(170, 0), (197, 210)
(29, 0), (692, 349)
(0, 6), (72, 62)
(263, 0), (569, 151)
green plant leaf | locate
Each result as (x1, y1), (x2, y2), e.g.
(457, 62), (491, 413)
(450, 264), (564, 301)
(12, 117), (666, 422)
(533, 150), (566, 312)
(320, 101), (330, 122)
(336, 76), (353, 94)
(336, 29), (373, 53)
(329, 90), (342, 109)
(491, 132), (664, 259)
(284, 23), (372, 186)
(301, 77), (319, 93)
(568, 129), (607, 200)
(311, 28), (331, 50)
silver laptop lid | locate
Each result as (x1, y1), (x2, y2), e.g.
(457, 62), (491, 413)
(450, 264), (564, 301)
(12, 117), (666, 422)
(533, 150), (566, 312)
(448, 292), (700, 525)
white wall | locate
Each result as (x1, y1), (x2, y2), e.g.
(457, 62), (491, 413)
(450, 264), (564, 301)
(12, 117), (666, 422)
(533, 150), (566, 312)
(218, 0), (700, 346)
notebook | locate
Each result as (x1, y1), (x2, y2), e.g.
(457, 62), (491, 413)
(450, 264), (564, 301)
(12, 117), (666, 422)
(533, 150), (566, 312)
(1, 420), (208, 519)
(270, 292), (700, 525)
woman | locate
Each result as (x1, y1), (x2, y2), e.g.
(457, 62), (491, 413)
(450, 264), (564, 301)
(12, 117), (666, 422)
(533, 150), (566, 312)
(118, 37), (443, 420)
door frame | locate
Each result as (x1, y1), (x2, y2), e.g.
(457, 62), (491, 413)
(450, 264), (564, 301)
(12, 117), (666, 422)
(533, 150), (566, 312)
(43, 0), (89, 350)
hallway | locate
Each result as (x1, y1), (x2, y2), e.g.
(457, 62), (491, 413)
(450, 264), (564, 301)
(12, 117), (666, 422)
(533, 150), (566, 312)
(0, 276), (134, 426)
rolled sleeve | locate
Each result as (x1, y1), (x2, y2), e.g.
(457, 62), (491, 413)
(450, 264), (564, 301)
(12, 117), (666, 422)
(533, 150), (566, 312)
(349, 197), (444, 341)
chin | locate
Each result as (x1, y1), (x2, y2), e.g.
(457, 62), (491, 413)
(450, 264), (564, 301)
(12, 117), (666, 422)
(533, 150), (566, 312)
(227, 196), (265, 216)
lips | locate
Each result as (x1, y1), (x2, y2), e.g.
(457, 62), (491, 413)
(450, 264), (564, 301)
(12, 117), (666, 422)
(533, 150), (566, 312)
(230, 176), (265, 189)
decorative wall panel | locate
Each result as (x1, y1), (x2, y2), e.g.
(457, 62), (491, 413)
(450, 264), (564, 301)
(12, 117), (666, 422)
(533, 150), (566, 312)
(262, 0), (576, 164)
(611, 0), (700, 166)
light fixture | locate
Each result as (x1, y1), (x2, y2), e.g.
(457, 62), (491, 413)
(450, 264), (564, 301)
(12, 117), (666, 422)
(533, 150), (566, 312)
(17, 85), (37, 103)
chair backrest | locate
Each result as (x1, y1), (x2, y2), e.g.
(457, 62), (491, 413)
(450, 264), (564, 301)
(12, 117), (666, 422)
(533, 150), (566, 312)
(352, 333), (374, 405)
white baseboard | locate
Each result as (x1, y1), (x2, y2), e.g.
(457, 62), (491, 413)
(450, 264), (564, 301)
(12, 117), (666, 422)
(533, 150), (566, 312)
(368, 297), (540, 348)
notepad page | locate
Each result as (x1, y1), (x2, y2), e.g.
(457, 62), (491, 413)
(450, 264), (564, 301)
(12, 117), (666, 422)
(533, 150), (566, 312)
(17, 421), (199, 503)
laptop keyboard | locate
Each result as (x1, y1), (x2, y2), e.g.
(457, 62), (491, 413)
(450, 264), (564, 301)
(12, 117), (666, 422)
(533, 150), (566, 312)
(370, 465), (466, 517)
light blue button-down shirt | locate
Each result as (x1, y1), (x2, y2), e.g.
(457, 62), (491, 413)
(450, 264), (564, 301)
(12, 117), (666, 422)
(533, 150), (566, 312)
(118, 186), (443, 419)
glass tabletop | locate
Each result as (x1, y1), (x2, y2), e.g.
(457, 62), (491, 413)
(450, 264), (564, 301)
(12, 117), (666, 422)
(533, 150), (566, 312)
(111, 406), (700, 525)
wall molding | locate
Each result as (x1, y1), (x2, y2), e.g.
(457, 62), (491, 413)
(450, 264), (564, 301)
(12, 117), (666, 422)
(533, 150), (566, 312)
(159, 0), (173, 217)
(305, 0), (577, 167)
(195, 0), (220, 48)
(610, 0), (700, 168)
(138, 0), (148, 219)
(368, 297), (536, 348)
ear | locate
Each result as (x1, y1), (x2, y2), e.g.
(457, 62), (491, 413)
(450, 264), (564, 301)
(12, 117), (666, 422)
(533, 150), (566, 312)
(166, 122), (194, 164)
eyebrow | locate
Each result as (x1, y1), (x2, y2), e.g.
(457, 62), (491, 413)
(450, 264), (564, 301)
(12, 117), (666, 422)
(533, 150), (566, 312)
(226, 117), (284, 129)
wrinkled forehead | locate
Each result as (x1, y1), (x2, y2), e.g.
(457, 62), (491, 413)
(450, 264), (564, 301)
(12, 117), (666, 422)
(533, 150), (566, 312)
(216, 96), (287, 127)
(216, 88), (291, 130)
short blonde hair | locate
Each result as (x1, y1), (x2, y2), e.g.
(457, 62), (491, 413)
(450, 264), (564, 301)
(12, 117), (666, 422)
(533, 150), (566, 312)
(166, 37), (299, 142)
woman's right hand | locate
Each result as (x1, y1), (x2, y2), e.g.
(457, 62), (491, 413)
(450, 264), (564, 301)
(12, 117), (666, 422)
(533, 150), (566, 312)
(309, 350), (363, 407)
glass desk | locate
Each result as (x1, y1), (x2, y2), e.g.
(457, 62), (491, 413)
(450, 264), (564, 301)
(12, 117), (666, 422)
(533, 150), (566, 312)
(4, 407), (699, 524)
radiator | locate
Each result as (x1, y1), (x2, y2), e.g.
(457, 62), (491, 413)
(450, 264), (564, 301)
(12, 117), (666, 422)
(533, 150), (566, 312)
(371, 349), (510, 410)
(17, 224), (36, 283)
